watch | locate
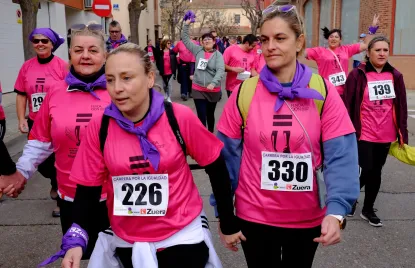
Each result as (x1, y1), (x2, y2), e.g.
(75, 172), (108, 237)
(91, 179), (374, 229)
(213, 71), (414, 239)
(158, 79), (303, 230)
(328, 214), (347, 230)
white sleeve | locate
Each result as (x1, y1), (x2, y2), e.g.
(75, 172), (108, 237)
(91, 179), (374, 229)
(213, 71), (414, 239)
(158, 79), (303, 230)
(16, 139), (53, 179)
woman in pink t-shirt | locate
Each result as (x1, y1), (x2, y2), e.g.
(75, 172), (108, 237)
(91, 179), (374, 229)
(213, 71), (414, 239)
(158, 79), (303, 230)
(156, 39), (177, 102)
(10, 25), (112, 260)
(42, 44), (244, 268)
(305, 15), (380, 96)
(343, 36), (408, 227)
(214, 5), (360, 267)
(14, 28), (68, 217)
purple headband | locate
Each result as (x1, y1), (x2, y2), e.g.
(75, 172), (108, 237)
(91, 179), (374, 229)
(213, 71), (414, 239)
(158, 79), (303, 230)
(29, 28), (65, 52)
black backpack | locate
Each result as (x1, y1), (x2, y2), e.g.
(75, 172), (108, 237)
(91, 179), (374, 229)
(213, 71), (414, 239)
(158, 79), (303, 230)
(99, 101), (201, 170)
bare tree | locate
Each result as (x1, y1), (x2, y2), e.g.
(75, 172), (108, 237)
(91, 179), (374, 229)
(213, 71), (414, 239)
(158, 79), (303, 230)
(160, 0), (190, 41)
(207, 10), (239, 37)
(241, 0), (264, 35)
(128, 0), (148, 44)
(192, 0), (215, 34)
(19, 0), (40, 60)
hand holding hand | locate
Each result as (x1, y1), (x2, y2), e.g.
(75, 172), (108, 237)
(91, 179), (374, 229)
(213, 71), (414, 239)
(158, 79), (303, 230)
(0, 171), (27, 198)
(218, 224), (246, 252)
(61, 247), (83, 268)
(313, 215), (341, 246)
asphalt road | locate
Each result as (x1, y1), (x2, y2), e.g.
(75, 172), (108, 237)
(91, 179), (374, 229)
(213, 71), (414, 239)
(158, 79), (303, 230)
(1, 78), (414, 268)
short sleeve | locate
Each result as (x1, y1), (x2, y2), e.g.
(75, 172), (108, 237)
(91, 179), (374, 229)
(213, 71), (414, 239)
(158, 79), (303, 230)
(345, 43), (361, 57)
(216, 87), (243, 139)
(59, 59), (69, 79)
(29, 87), (54, 142)
(70, 115), (108, 186)
(14, 62), (27, 94)
(223, 47), (232, 65)
(174, 104), (223, 167)
(305, 47), (322, 61)
(321, 80), (356, 142)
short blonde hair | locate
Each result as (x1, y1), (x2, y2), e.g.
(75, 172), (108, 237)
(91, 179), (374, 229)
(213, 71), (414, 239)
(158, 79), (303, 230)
(107, 43), (154, 74)
(70, 27), (106, 50)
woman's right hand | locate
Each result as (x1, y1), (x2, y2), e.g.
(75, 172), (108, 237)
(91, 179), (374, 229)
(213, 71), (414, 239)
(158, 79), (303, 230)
(18, 119), (28, 133)
(185, 19), (191, 25)
(61, 247), (83, 268)
(233, 67), (245, 73)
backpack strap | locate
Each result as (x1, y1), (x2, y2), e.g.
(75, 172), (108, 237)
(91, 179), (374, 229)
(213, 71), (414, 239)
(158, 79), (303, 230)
(309, 73), (328, 116)
(99, 115), (110, 153)
(237, 76), (259, 131)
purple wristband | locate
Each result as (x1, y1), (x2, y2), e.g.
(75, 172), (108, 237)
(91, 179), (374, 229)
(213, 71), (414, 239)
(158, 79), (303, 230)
(38, 223), (88, 267)
(368, 25), (379, 35)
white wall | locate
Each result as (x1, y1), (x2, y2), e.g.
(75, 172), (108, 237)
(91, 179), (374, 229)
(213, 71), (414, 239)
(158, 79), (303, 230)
(111, 0), (131, 38)
(139, 0), (155, 47)
(65, 6), (103, 30)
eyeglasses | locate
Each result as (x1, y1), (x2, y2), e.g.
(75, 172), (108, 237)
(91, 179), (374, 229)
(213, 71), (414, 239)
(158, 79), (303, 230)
(110, 30), (121, 34)
(71, 24), (103, 31)
(262, 4), (296, 16)
(203, 38), (213, 42)
(32, 38), (49, 44)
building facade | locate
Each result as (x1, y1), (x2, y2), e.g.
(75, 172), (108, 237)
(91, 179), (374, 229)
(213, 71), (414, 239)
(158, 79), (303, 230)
(297, 0), (415, 88)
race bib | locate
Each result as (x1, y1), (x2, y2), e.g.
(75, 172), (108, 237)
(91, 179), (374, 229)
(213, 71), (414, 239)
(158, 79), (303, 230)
(368, 80), (395, 101)
(328, 72), (346, 86)
(197, 58), (208, 70)
(257, 49), (262, 54)
(112, 174), (169, 216)
(237, 71), (251, 81)
(31, 92), (46, 113)
(261, 151), (313, 192)
(148, 52), (153, 57)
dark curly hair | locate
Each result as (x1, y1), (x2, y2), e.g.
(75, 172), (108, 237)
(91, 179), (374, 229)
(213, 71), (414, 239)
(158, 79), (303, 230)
(321, 27), (342, 40)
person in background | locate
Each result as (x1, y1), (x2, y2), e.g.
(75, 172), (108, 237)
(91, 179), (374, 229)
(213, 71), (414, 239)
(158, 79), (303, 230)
(237, 36), (242, 44)
(14, 27), (67, 218)
(343, 36), (408, 227)
(145, 39), (159, 65)
(352, 33), (367, 68)
(229, 36), (237, 46)
(0, 82), (5, 141)
(222, 36), (230, 50)
(223, 34), (258, 97)
(156, 39), (177, 102)
(211, 30), (225, 54)
(106, 20), (128, 52)
(173, 37), (197, 101)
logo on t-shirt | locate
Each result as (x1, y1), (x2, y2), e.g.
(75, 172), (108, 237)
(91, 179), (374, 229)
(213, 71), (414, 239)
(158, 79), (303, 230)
(35, 77), (45, 92)
(129, 155), (151, 175)
(65, 113), (93, 158)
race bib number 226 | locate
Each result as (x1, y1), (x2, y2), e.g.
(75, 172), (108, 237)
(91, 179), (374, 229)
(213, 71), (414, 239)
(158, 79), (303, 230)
(112, 174), (169, 216)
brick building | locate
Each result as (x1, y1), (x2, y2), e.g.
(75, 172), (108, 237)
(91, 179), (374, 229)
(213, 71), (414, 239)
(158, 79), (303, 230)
(293, 0), (415, 88)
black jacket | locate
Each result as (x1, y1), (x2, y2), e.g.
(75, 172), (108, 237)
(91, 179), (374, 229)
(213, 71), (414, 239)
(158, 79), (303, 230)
(156, 49), (177, 76)
(144, 46), (160, 63)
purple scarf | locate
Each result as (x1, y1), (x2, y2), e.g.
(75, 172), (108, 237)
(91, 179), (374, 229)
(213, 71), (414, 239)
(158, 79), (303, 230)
(259, 61), (324, 112)
(29, 28), (65, 52)
(65, 69), (106, 100)
(104, 89), (165, 171)
(108, 34), (127, 47)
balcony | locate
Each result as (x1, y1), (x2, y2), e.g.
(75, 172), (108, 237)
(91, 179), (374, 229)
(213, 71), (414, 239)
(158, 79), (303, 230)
(52, 0), (84, 10)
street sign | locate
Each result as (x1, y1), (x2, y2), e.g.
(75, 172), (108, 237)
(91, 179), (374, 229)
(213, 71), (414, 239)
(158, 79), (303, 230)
(92, 0), (112, 17)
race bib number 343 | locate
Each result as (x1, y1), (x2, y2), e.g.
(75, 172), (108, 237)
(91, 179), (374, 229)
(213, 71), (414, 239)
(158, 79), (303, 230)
(261, 152), (313, 192)
(368, 80), (395, 101)
(328, 72), (346, 86)
(112, 174), (169, 216)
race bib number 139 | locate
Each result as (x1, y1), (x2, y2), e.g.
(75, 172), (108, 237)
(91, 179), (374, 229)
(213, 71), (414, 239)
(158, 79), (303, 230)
(112, 174), (169, 216)
(368, 80), (395, 101)
(261, 152), (313, 192)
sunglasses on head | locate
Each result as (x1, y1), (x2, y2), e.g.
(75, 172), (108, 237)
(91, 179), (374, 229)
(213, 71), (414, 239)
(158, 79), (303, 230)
(71, 23), (103, 31)
(262, 4), (296, 16)
(32, 38), (49, 44)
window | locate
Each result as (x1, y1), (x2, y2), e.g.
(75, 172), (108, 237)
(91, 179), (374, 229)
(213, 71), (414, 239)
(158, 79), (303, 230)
(393, 0), (415, 55)
(304, 1), (313, 48)
(341, 0), (360, 45)
(319, 0), (332, 47)
(234, 14), (241, 24)
(216, 11), (220, 17)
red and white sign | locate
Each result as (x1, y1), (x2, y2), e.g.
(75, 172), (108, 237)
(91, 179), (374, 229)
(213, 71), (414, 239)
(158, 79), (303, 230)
(92, 0), (112, 17)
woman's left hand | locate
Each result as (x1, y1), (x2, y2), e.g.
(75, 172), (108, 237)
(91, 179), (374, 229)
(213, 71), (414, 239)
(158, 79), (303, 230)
(372, 14), (380, 26)
(207, 84), (215, 90)
(185, 19), (192, 25)
(313, 215), (341, 246)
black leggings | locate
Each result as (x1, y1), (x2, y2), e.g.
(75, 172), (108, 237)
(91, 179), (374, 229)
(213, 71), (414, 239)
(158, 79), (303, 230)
(358, 140), (391, 212)
(58, 198), (110, 259)
(239, 218), (320, 268)
(116, 241), (209, 268)
(28, 118), (57, 190)
(193, 99), (217, 133)
(0, 119), (5, 141)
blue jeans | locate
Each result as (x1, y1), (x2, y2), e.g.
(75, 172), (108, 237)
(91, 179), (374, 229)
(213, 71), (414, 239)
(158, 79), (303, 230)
(194, 99), (217, 133)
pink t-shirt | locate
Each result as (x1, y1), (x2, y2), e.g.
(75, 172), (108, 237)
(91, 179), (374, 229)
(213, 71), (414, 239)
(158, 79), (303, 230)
(14, 56), (68, 120)
(148, 46), (155, 62)
(0, 82), (5, 120)
(306, 44), (360, 95)
(173, 41), (196, 63)
(217, 78), (355, 228)
(70, 103), (223, 243)
(29, 81), (111, 200)
(223, 45), (256, 92)
(192, 52), (220, 93)
(254, 53), (266, 73)
(360, 71), (397, 143)
(163, 51), (172, 75)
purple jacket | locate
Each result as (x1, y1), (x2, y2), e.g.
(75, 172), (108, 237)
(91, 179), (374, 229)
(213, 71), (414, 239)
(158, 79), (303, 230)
(343, 62), (408, 144)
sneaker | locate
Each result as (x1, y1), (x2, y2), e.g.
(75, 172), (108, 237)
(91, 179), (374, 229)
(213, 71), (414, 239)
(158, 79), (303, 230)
(347, 201), (358, 217)
(52, 206), (61, 218)
(167, 97), (172, 102)
(360, 209), (383, 227)
(181, 94), (188, 101)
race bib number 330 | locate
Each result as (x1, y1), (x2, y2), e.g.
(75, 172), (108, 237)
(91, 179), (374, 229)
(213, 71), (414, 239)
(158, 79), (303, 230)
(261, 152), (313, 192)
(112, 174), (169, 216)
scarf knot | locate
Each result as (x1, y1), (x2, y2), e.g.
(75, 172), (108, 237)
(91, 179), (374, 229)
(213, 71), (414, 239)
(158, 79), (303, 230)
(65, 68), (106, 100)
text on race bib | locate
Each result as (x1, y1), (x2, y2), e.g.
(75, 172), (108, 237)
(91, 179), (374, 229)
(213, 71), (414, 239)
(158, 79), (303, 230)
(257, 49), (262, 54)
(368, 80), (395, 101)
(261, 152), (313, 192)
(31, 92), (46, 113)
(237, 71), (251, 81)
(112, 174), (169, 216)
(197, 58), (209, 70)
(148, 52), (153, 57)
(328, 72), (346, 86)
